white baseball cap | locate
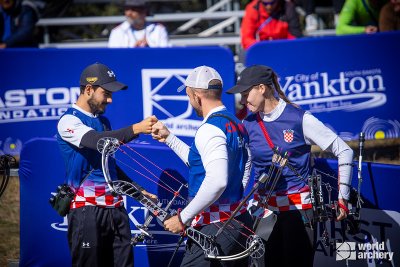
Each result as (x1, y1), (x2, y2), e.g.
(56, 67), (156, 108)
(177, 66), (223, 92)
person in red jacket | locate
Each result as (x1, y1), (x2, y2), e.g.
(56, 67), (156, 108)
(241, 0), (302, 50)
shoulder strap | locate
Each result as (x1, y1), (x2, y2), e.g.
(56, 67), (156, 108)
(256, 17), (273, 41)
(256, 112), (274, 149)
(361, 0), (378, 26)
(69, 168), (93, 192)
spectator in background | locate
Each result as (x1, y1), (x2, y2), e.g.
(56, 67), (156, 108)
(296, 0), (345, 31)
(336, 0), (388, 35)
(241, 0), (302, 50)
(379, 0), (400, 31)
(0, 0), (43, 48)
(108, 0), (169, 48)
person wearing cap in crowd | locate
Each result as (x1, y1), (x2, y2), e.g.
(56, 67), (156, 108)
(57, 62), (158, 266)
(151, 66), (253, 266)
(108, 0), (169, 48)
(227, 65), (354, 267)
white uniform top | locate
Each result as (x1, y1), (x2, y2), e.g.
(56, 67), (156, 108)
(165, 106), (252, 224)
(57, 104), (95, 148)
(108, 21), (170, 48)
(260, 98), (354, 200)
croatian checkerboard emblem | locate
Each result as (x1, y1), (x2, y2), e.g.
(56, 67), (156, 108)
(283, 129), (294, 143)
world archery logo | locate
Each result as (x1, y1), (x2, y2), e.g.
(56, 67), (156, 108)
(283, 129), (294, 143)
(336, 242), (357, 260)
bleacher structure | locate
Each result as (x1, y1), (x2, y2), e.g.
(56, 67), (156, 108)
(36, 0), (336, 54)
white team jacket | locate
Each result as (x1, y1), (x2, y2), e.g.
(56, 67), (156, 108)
(108, 21), (170, 48)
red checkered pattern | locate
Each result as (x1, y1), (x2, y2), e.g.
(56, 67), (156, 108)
(253, 187), (312, 213)
(70, 180), (123, 209)
(283, 129), (294, 143)
(191, 201), (248, 227)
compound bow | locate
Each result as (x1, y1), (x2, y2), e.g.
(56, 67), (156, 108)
(97, 137), (265, 261)
(307, 132), (365, 246)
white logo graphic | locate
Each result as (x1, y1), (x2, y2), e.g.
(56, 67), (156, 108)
(336, 242), (356, 260)
(0, 87), (80, 123)
(282, 69), (386, 113)
(336, 241), (394, 261)
(142, 69), (201, 137)
(107, 70), (115, 77)
(82, 242), (90, 248)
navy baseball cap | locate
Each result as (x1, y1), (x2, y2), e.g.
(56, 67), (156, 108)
(226, 65), (274, 94)
(80, 63), (128, 92)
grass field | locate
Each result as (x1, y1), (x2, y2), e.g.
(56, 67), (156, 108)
(0, 177), (20, 267)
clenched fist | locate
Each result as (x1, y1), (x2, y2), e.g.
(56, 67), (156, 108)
(133, 115), (158, 134)
(151, 121), (170, 142)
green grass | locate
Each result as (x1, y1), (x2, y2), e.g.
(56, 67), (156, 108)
(0, 177), (20, 267)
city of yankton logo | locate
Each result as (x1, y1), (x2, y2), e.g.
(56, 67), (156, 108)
(336, 241), (394, 261)
(282, 68), (386, 113)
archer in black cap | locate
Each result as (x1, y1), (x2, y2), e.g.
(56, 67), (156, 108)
(226, 64), (291, 106)
(227, 64), (354, 267)
(80, 62), (127, 92)
(226, 65), (274, 94)
(58, 62), (159, 267)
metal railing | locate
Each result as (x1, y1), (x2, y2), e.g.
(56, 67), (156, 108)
(36, 1), (337, 50)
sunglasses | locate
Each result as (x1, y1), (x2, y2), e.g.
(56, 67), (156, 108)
(261, 0), (277, 6)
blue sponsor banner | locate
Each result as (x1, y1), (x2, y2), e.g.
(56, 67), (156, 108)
(20, 138), (189, 267)
(0, 47), (235, 155)
(246, 32), (400, 141)
(19, 138), (400, 266)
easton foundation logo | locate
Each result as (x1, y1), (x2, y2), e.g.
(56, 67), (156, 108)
(336, 241), (394, 261)
(0, 87), (80, 123)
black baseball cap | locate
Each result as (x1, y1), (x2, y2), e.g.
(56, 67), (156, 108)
(124, 0), (147, 8)
(80, 63), (128, 92)
(226, 65), (274, 94)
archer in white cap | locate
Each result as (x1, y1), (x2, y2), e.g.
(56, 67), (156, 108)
(152, 66), (254, 266)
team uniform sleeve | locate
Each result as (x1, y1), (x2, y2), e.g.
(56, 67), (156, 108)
(303, 112), (337, 150)
(303, 112), (354, 200)
(165, 133), (190, 165)
(242, 146), (252, 190)
(179, 124), (228, 224)
(57, 114), (93, 148)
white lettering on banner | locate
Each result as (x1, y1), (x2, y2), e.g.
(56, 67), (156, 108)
(281, 69), (386, 112)
(142, 69), (199, 137)
(315, 208), (399, 265)
(50, 198), (185, 235)
(0, 87), (80, 123)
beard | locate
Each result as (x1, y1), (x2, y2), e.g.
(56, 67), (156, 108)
(88, 97), (106, 115)
(127, 17), (145, 29)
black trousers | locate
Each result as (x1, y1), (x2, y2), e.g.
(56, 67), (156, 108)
(180, 211), (254, 267)
(67, 206), (133, 267)
(257, 209), (315, 267)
